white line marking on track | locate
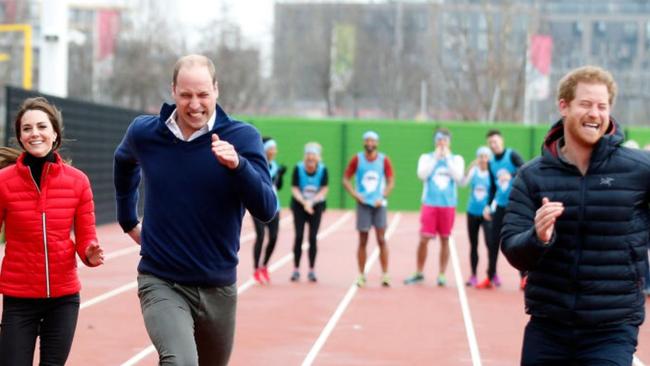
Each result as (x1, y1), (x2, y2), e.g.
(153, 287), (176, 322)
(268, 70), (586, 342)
(79, 281), (137, 310)
(120, 345), (155, 366)
(301, 213), (401, 366)
(77, 225), (268, 308)
(77, 214), (295, 267)
(237, 211), (351, 294)
(449, 237), (482, 366)
(120, 211), (352, 366)
(78, 216), (296, 318)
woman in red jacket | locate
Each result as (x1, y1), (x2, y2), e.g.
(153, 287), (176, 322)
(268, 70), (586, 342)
(0, 97), (104, 365)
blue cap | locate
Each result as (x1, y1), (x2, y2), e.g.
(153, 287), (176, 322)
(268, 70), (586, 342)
(435, 131), (451, 142)
(263, 139), (277, 151)
(304, 143), (322, 156)
(476, 146), (492, 158)
(363, 131), (379, 141)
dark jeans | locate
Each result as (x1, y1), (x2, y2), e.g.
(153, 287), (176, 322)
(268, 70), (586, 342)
(466, 213), (493, 276)
(253, 213), (280, 269)
(0, 293), (80, 366)
(291, 202), (325, 269)
(521, 317), (638, 366)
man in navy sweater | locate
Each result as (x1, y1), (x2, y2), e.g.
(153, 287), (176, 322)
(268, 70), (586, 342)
(114, 54), (276, 365)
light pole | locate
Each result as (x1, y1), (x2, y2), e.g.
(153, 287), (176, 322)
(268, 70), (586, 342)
(0, 24), (33, 90)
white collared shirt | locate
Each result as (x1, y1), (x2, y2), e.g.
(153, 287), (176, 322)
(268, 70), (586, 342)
(165, 109), (217, 142)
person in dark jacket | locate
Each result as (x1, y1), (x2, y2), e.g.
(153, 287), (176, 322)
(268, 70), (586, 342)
(114, 54), (276, 365)
(501, 65), (647, 365)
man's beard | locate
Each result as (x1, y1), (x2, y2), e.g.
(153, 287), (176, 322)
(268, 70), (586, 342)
(364, 145), (376, 153)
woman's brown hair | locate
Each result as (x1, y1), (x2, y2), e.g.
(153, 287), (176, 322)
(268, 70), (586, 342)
(0, 146), (21, 169)
(0, 97), (63, 169)
(14, 96), (63, 151)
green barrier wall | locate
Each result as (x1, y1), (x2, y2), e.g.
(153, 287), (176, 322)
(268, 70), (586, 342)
(245, 116), (647, 212)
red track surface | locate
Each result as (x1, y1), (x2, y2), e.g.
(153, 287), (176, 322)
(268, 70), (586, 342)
(1, 209), (648, 365)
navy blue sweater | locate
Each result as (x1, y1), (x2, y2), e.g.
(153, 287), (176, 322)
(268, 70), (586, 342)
(114, 103), (276, 286)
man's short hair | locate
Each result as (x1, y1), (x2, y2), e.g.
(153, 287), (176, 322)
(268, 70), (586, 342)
(486, 129), (501, 139)
(434, 127), (451, 141)
(557, 65), (617, 106)
(172, 54), (217, 86)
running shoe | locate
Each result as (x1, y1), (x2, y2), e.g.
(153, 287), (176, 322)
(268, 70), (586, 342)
(308, 271), (318, 282)
(290, 270), (300, 282)
(403, 272), (424, 285)
(253, 268), (264, 284)
(492, 274), (502, 287)
(465, 275), (477, 287)
(260, 267), (270, 283)
(437, 273), (447, 287)
(381, 273), (391, 287)
(520, 275), (527, 290)
(476, 277), (493, 289)
(356, 274), (366, 288)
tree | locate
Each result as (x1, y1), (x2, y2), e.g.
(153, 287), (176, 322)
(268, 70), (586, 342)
(196, 17), (266, 114)
(104, 0), (183, 112)
(430, 1), (531, 122)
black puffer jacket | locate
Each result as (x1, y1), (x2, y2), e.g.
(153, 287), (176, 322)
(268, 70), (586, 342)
(501, 118), (648, 327)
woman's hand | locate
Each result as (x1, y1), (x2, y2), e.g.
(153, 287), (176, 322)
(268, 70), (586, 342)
(85, 242), (105, 266)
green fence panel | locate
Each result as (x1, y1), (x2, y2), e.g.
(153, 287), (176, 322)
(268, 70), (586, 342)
(624, 126), (650, 148)
(247, 117), (346, 210)
(531, 124), (552, 159)
(242, 116), (559, 212)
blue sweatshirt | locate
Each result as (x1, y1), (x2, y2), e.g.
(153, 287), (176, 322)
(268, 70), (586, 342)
(114, 103), (276, 286)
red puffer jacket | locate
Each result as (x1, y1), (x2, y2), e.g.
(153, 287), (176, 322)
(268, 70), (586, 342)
(0, 152), (98, 298)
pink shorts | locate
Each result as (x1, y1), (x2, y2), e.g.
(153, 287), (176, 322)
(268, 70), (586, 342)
(420, 205), (456, 238)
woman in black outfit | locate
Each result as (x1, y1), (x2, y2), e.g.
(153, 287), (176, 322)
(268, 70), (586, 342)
(290, 142), (328, 282)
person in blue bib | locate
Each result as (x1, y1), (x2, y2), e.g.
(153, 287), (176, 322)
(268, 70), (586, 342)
(251, 137), (287, 284)
(405, 128), (465, 286)
(460, 146), (494, 287)
(290, 142), (329, 282)
(343, 131), (395, 287)
(477, 129), (525, 289)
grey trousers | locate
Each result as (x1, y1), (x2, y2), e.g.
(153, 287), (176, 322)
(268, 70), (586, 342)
(137, 273), (237, 366)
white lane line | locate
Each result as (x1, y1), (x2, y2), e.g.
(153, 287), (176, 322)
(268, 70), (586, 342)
(120, 345), (155, 366)
(78, 215), (296, 309)
(301, 213), (401, 366)
(449, 237), (482, 366)
(634, 355), (646, 366)
(77, 214), (294, 267)
(237, 211), (352, 294)
(80, 281), (137, 310)
(120, 211), (352, 366)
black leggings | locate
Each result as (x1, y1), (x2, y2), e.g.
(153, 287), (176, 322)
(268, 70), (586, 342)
(291, 203), (325, 269)
(252, 213), (280, 269)
(466, 213), (493, 276)
(488, 206), (506, 279)
(0, 293), (80, 366)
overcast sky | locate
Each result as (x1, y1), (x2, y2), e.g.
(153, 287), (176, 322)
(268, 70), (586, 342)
(175, 0), (274, 74)
(178, 0), (274, 44)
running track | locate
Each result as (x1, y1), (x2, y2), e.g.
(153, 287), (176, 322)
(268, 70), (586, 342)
(1, 209), (648, 365)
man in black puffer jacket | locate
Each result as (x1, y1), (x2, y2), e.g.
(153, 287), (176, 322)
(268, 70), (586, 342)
(502, 65), (648, 365)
